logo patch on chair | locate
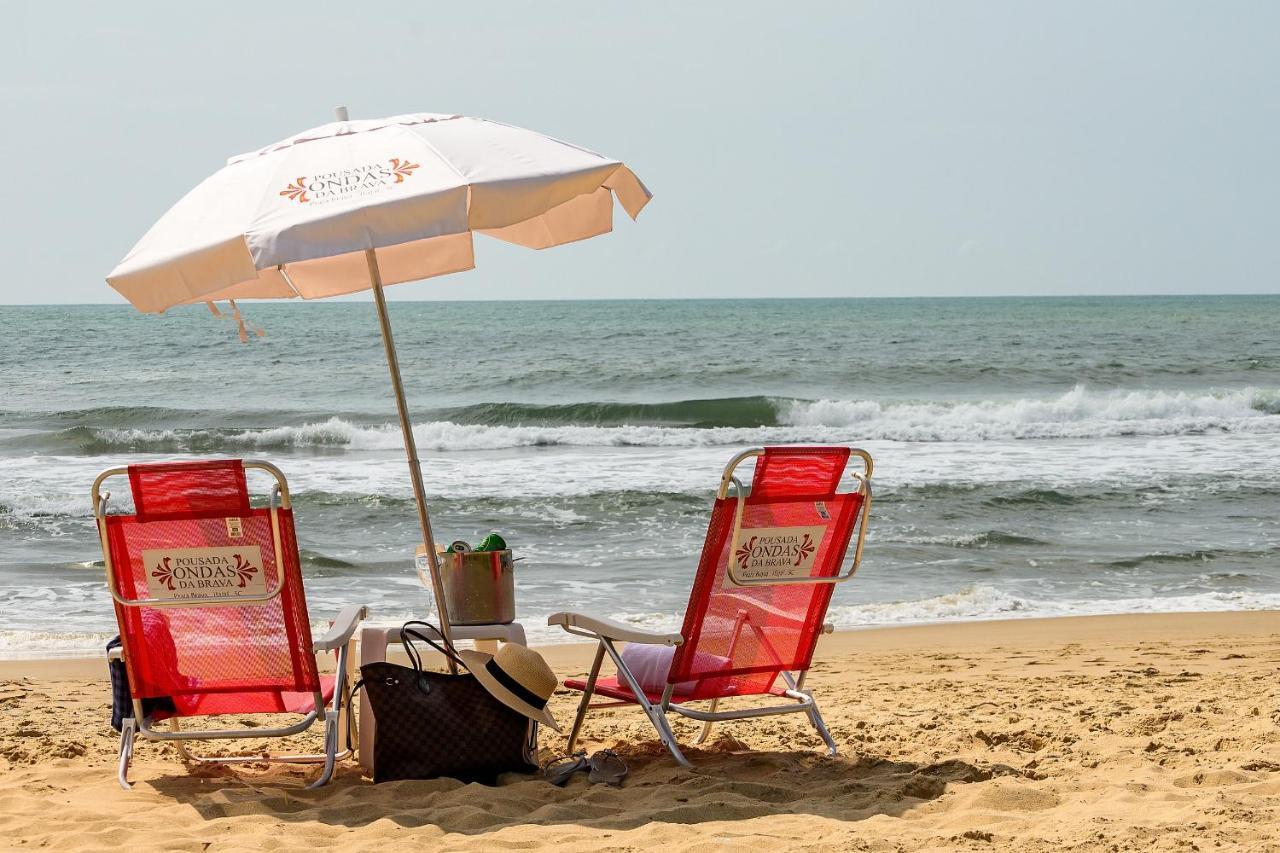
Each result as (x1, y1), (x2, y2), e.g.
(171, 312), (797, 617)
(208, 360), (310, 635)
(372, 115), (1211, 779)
(142, 546), (267, 600)
(734, 526), (826, 580)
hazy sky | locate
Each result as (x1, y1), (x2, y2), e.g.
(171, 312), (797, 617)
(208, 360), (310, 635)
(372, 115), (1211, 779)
(2, 2), (1277, 303)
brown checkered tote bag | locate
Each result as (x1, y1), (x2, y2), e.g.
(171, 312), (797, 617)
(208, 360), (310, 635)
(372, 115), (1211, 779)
(357, 622), (538, 783)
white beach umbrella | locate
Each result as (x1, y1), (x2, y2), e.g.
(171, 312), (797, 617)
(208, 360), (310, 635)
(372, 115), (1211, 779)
(106, 107), (651, 648)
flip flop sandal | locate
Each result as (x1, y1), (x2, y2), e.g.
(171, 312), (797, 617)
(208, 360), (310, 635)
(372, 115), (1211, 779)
(543, 751), (588, 787)
(587, 749), (628, 787)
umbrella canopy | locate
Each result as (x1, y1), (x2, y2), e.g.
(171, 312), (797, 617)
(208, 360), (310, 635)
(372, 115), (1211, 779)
(108, 111), (650, 311)
(106, 108), (651, 651)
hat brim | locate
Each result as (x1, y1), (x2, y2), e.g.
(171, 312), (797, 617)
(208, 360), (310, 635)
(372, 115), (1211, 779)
(458, 649), (561, 732)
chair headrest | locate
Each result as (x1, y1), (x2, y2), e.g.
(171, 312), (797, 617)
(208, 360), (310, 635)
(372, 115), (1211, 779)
(127, 460), (251, 522)
(750, 446), (850, 498)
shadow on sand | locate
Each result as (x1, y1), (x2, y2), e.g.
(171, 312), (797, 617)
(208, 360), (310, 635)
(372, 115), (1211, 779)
(146, 739), (1023, 837)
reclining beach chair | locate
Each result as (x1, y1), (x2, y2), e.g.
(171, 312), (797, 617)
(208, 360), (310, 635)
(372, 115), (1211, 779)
(92, 459), (365, 789)
(550, 445), (871, 766)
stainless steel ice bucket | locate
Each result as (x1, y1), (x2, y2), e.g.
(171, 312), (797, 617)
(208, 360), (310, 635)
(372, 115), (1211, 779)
(437, 549), (516, 626)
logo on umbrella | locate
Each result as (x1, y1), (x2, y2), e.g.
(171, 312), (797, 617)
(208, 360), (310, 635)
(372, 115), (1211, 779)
(389, 158), (419, 183)
(279, 158), (421, 204)
(280, 178), (310, 204)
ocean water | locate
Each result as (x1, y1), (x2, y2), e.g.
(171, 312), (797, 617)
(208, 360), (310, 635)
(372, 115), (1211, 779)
(1, 296), (1278, 657)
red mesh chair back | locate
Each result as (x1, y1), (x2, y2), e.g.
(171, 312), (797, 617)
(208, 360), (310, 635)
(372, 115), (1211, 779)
(669, 447), (865, 700)
(102, 460), (320, 716)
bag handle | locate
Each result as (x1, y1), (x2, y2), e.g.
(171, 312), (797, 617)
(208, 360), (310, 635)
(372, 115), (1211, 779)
(399, 621), (469, 677)
(353, 621), (472, 704)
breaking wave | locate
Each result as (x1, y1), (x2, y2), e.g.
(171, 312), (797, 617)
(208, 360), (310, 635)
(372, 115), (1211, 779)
(10, 385), (1278, 453)
(778, 385), (1280, 440)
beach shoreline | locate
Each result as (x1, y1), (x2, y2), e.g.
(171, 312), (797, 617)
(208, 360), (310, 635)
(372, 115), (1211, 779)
(4, 609), (1277, 850)
(3, 609), (1276, 677)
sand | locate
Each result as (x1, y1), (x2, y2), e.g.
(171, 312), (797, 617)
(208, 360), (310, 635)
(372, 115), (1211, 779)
(1, 611), (1278, 851)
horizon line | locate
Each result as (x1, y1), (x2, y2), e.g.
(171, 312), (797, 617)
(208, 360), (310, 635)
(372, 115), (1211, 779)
(2, 291), (1278, 307)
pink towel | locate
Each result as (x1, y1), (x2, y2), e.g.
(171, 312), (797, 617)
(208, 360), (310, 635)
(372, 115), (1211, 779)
(620, 644), (730, 695)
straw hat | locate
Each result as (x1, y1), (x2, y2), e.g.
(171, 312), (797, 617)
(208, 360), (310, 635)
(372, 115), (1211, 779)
(459, 644), (561, 731)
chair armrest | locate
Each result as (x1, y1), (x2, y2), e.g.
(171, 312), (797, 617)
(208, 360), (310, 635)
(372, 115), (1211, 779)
(312, 604), (367, 652)
(548, 611), (683, 646)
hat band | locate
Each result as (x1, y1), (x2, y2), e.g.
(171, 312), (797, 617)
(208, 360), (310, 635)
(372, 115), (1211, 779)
(484, 658), (548, 710)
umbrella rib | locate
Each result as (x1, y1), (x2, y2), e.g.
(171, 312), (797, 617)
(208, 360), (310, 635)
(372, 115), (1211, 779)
(399, 122), (470, 185)
(276, 265), (303, 299)
(243, 152), (313, 266)
(480, 117), (614, 162)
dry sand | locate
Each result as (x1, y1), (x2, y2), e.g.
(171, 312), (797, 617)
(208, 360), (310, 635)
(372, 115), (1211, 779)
(1, 611), (1278, 851)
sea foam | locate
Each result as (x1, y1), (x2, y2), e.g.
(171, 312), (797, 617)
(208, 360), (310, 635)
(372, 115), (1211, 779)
(53, 385), (1280, 453)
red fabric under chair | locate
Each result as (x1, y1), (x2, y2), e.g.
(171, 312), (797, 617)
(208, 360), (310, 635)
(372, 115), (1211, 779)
(551, 445), (872, 766)
(95, 459), (364, 789)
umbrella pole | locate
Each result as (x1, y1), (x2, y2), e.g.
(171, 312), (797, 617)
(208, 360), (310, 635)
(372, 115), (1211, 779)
(364, 249), (456, 669)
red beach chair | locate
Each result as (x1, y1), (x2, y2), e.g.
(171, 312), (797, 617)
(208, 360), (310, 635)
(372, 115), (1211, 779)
(549, 445), (872, 766)
(93, 460), (365, 789)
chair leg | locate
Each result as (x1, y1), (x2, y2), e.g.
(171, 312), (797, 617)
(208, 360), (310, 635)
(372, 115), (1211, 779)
(168, 718), (198, 766)
(308, 644), (352, 789)
(117, 717), (137, 790)
(805, 696), (838, 757)
(567, 642), (605, 754)
(694, 699), (719, 745)
(601, 639), (692, 769)
(306, 710), (339, 789)
(636, 695), (692, 768)
(780, 670), (837, 757)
